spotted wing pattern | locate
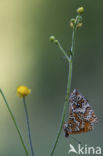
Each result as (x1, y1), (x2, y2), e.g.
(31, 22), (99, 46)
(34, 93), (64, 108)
(64, 89), (97, 137)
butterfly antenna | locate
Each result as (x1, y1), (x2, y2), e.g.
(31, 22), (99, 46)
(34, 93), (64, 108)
(70, 136), (81, 144)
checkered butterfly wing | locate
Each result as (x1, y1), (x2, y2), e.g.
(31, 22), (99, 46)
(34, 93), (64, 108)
(64, 89), (97, 137)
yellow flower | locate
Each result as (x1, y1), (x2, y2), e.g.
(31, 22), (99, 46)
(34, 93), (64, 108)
(17, 86), (31, 97)
(77, 7), (84, 14)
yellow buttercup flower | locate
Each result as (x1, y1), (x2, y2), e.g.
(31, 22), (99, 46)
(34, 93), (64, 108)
(17, 86), (31, 97)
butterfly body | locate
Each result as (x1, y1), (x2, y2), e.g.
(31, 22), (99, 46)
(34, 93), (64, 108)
(64, 89), (97, 137)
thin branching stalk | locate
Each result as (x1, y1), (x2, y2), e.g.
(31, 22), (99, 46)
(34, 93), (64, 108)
(50, 58), (72, 156)
(50, 26), (76, 156)
(23, 97), (34, 156)
(50, 62), (72, 156)
(0, 89), (29, 156)
(56, 41), (70, 62)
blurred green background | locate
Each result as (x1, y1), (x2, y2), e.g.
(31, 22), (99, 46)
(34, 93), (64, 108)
(0, 0), (102, 155)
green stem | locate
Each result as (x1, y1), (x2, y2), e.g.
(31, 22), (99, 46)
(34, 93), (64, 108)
(56, 41), (70, 62)
(0, 89), (29, 156)
(71, 29), (76, 56)
(67, 58), (72, 96)
(23, 97), (34, 156)
(50, 60), (72, 156)
(50, 28), (76, 156)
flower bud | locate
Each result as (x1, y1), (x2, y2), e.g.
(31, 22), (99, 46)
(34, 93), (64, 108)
(49, 35), (55, 42)
(54, 40), (58, 44)
(77, 7), (84, 14)
(70, 18), (75, 23)
(77, 23), (83, 28)
(70, 22), (74, 28)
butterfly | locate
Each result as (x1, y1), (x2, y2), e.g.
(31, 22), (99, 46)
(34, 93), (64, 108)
(64, 89), (97, 137)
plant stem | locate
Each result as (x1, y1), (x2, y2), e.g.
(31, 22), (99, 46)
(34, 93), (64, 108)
(56, 41), (70, 62)
(23, 97), (34, 156)
(0, 89), (29, 156)
(67, 58), (72, 96)
(71, 29), (75, 56)
(50, 61), (72, 156)
(50, 28), (76, 156)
